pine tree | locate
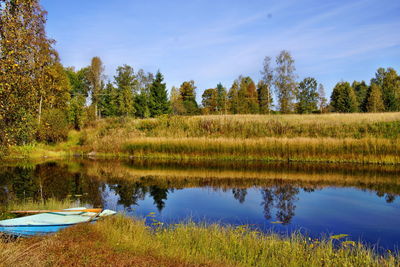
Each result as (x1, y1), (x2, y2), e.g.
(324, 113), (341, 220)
(148, 71), (170, 117)
(365, 83), (384, 112)
(296, 77), (318, 114)
(330, 82), (358, 113)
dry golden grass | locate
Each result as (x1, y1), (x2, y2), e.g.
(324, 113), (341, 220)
(1, 216), (398, 267)
(6, 113), (400, 163)
(122, 137), (400, 164)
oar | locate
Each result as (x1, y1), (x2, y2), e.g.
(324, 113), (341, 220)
(10, 208), (103, 214)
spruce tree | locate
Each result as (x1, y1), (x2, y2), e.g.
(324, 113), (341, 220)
(134, 91), (151, 118)
(148, 71), (170, 117)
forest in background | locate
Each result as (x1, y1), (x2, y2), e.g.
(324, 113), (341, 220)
(1, 0), (400, 154)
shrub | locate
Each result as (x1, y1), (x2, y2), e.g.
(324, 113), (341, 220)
(37, 109), (69, 144)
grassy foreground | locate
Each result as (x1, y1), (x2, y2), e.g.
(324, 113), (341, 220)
(5, 113), (400, 164)
(1, 215), (399, 267)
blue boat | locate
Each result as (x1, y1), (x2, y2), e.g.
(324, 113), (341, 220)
(0, 207), (116, 237)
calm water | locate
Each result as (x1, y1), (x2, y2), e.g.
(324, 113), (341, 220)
(1, 160), (399, 250)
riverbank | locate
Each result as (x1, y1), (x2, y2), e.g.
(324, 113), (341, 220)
(4, 113), (400, 165)
(1, 214), (399, 267)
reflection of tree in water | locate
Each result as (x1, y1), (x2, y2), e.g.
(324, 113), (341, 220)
(232, 188), (247, 204)
(0, 163), (103, 207)
(260, 184), (299, 224)
(108, 181), (170, 212)
(149, 186), (169, 212)
(261, 189), (274, 220)
(109, 182), (148, 208)
(376, 191), (396, 203)
(11, 167), (38, 200)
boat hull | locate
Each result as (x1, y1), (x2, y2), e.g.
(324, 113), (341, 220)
(0, 224), (75, 237)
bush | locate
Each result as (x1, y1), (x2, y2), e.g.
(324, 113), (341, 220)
(37, 109), (69, 144)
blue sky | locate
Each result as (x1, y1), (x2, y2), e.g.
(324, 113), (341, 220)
(41, 0), (400, 99)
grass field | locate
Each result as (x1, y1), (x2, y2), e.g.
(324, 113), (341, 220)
(5, 113), (400, 164)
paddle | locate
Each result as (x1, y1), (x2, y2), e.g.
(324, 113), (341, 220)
(10, 208), (103, 214)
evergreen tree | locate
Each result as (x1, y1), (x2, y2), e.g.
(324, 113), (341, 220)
(274, 50), (297, 113)
(148, 71), (170, 117)
(330, 82), (358, 113)
(114, 65), (136, 116)
(296, 77), (318, 114)
(365, 83), (384, 112)
(134, 91), (151, 118)
(352, 81), (368, 112)
(179, 81), (199, 115)
(202, 88), (218, 114)
(216, 83), (228, 114)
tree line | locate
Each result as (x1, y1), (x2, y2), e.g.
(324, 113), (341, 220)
(1, 0), (400, 151)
